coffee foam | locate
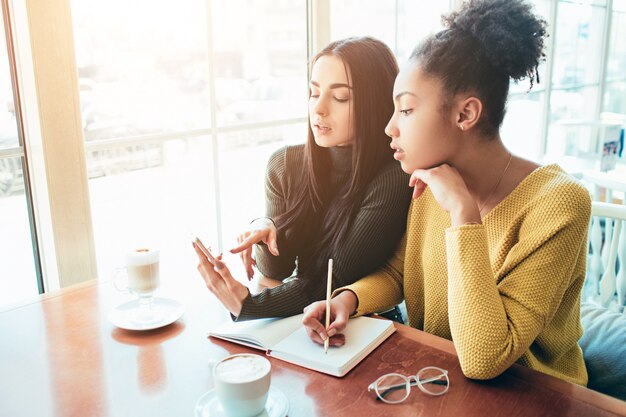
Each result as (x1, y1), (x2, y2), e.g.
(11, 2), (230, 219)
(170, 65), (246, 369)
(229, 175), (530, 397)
(215, 355), (270, 383)
(125, 248), (159, 266)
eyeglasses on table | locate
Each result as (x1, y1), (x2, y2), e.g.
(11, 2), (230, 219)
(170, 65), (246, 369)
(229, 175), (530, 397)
(368, 366), (449, 404)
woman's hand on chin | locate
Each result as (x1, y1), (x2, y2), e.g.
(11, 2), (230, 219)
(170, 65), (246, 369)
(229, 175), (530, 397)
(409, 164), (481, 226)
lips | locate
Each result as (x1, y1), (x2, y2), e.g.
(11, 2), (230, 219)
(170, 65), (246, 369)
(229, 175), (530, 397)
(313, 122), (332, 134)
(390, 143), (404, 159)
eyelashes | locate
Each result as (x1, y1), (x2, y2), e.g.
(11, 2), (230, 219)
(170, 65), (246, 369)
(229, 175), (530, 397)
(309, 94), (350, 103)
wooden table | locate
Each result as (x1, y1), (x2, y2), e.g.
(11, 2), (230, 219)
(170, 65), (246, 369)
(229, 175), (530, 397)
(1, 276), (625, 417)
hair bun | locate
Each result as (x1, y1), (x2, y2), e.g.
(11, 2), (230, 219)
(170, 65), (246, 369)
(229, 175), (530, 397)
(445, 0), (547, 81)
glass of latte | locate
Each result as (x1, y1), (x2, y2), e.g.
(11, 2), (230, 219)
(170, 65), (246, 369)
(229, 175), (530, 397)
(115, 248), (161, 324)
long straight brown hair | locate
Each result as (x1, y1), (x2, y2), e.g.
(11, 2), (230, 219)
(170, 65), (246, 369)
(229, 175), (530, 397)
(274, 37), (399, 292)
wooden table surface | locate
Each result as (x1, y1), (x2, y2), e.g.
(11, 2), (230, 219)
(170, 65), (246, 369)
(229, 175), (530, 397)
(1, 275), (625, 417)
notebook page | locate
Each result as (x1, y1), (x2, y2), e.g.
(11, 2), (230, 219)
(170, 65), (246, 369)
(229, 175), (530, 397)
(270, 316), (395, 376)
(209, 314), (304, 349)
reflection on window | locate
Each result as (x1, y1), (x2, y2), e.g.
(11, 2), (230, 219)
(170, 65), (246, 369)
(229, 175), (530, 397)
(552, 1), (606, 88)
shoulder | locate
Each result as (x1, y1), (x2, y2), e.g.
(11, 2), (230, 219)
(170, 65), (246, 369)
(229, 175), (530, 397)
(366, 161), (411, 193)
(530, 164), (591, 212)
(266, 144), (305, 177)
(520, 164), (591, 227)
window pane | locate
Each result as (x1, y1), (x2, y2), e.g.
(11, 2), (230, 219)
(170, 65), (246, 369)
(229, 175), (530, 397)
(550, 86), (599, 122)
(559, 0), (607, 6)
(0, 156), (38, 307)
(501, 92), (545, 160)
(606, 11), (626, 82)
(395, 1), (448, 62)
(217, 123), (306, 252)
(603, 81), (626, 115)
(547, 86), (600, 157)
(330, 0), (396, 49)
(212, 1), (307, 126)
(87, 136), (219, 278)
(552, 2), (606, 87)
(615, 0), (626, 12)
(0, 14), (18, 150)
(71, 0), (212, 141)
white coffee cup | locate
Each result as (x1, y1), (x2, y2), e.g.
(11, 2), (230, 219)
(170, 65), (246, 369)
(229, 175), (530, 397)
(213, 353), (271, 417)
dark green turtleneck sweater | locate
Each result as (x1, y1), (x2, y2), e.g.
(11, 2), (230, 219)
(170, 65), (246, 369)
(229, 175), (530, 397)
(236, 144), (411, 321)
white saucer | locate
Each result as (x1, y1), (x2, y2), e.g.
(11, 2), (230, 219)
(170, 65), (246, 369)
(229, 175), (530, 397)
(194, 386), (288, 417)
(109, 297), (185, 331)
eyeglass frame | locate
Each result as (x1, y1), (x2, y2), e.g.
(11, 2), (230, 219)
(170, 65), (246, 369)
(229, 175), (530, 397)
(367, 366), (450, 404)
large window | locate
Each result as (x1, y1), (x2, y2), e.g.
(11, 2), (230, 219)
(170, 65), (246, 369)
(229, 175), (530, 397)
(2, 0), (626, 307)
(70, 0), (308, 279)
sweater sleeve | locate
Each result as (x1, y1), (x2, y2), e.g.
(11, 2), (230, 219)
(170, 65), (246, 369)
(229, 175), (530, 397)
(237, 163), (411, 321)
(254, 147), (298, 280)
(337, 233), (406, 316)
(446, 185), (591, 380)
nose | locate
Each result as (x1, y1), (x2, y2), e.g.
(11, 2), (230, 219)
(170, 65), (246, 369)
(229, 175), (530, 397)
(310, 94), (328, 117)
(385, 116), (398, 139)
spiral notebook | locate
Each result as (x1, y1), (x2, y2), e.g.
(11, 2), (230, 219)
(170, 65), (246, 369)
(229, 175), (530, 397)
(208, 314), (395, 377)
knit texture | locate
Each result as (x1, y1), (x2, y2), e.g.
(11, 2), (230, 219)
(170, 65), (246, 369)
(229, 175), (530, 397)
(344, 164), (591, 384)
(237, 144), (412, 320)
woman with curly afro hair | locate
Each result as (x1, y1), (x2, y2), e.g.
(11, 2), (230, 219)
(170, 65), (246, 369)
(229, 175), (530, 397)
(303, 0), (591, 385)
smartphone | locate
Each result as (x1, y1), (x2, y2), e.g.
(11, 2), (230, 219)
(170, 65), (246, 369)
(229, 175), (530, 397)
(192, 235), (218, 264)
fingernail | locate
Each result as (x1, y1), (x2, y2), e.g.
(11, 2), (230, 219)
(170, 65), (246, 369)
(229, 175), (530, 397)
(327, 328), (336, 337)
(319, 332), (327, 341)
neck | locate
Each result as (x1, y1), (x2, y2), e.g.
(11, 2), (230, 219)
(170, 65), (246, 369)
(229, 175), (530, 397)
(448, 133), (511, 203)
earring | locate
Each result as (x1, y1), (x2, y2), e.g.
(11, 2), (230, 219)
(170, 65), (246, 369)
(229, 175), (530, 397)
(459, 124), (464, 131)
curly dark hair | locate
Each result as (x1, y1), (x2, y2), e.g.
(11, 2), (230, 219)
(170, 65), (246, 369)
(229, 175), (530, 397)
(411, 0), (547, 136)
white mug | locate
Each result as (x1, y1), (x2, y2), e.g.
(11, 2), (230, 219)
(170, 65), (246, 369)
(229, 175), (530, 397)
(213, 354), (271, 417)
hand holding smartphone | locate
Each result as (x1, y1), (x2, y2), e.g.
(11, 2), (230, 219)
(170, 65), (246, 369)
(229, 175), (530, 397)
(192, 235), (218, 264)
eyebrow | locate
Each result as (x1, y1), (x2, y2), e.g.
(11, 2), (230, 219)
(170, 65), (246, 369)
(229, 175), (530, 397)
(309, 81), (352, 89)
(395, 91), (417, 100)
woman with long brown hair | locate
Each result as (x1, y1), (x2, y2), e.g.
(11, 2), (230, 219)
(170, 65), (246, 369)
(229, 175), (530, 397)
(194, 37), (411, 321)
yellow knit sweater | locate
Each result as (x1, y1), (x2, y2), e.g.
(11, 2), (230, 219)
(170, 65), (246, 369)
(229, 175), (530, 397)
(344, 164), (591, 384)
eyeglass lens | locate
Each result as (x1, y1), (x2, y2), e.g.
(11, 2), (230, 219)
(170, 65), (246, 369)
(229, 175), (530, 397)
(375, 374), (410, 403)
(416, 367), (449, 395)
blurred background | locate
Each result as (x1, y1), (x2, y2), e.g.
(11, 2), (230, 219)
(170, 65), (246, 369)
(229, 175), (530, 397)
(1, 0), (625, 307)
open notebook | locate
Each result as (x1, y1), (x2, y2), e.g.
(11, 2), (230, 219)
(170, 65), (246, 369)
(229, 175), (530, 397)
(209, 314), (396, 377)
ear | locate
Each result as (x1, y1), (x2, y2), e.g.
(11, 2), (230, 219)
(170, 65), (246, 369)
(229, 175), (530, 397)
(454, 96), (483, 132)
